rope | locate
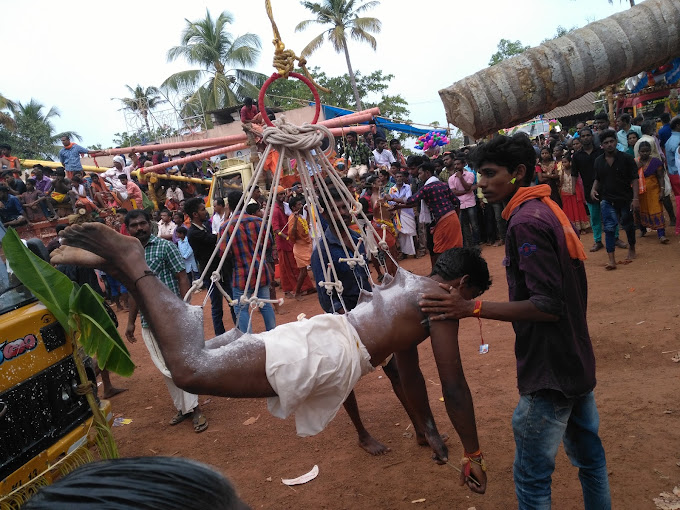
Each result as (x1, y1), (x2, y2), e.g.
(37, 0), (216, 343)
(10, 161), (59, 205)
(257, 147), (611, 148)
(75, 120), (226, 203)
(184, 114), (398, 321)
(264, 0), (330, 93)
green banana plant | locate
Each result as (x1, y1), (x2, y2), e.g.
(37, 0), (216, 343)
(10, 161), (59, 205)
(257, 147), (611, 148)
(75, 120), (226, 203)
(2, 229), (136, 466)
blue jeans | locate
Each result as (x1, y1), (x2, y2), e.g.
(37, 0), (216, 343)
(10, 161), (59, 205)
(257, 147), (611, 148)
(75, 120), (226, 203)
(512, 390), (611, 510)
(232, 286), (276, 333)
(587, 202), (618, 243)
(204, 276), (227, 336)
(600, 200), (635, 253)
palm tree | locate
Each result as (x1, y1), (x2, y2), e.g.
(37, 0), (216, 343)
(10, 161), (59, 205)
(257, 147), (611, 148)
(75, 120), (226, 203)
(296, 0), (381, 110)
(115, 85), (165, 133)
(10, 99), (80, 159)
(162, 10), (264, 127)
(0, 93), (16, 130)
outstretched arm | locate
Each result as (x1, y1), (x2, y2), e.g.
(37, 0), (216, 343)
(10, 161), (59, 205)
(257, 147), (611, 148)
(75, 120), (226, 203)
(429, 319), (486, 494)
(51, 223), (275, 399)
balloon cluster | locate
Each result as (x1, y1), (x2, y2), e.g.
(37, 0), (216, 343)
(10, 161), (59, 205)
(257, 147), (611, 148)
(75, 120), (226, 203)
(415, 131), (449, 151)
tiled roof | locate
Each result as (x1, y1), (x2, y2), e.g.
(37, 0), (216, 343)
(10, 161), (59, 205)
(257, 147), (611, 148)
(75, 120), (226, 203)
(543, 92), (597, 119)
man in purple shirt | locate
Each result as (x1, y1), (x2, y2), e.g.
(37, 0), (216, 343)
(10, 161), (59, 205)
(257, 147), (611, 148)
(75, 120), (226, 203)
(391, 161), (462, 267)
(419, 134), (610, 510)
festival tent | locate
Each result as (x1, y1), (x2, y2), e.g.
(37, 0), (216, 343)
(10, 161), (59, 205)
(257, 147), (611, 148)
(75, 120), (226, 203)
(314, 104), (448, 137)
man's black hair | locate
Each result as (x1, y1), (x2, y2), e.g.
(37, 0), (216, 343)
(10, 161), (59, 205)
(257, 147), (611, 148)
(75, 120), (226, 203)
(594, 112), (609, 122)
(117, 208), (129, 216)
(375, 137), (386, 144)
(245, 202), (260, 215)
(469, 134), (536, 186)
(55, 168), (66, 177)
(431, 247), (491, 293)
(389, 138), (399, 146)
(289, 195), (305, 208)
(214, 197), (225, 207)
(0, 144), (10, 151)
(406, 155), (424, 167)
(118, 174), (128, 180)
(419, 162), (435, 175)
(579, 127), (593, 136)
(184, 197), (204, 219)
(660, 112), (671, 124)
(175, 225), (188, 235)
(244, 97), (253, 107)
(453, 153), (467, 163)
(341, 176), (354, 187)
(124, 209), (151, 227)
(227, 190), (243, 212)
(22, 457), (242, 510)
(599, 129), (617, 142)
(619, 113), (632, 124)
(347, 130), (358, 138)
(670, 115), (680, 130)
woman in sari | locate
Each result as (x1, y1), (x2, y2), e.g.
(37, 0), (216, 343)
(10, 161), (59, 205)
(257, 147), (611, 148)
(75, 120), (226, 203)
(286, 195), (316, 300)
(637, 141), (670, 244)
(364, 175), (399, 278)
(559, 153), (590, 232)
(536, 147), (563, 207)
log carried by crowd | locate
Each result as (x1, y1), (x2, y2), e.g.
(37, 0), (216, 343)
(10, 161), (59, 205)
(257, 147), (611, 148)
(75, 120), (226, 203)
(439, 0), (680, 139)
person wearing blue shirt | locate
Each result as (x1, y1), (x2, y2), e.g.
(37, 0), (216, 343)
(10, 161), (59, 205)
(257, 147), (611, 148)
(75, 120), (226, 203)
(658, 112), (672, 150)
(615, 113), (641, 152)
(0, 185), (27, 226)
(309, 185), (421, 457)
(59, 135), (89, 176)
(665, 116), (680, 236)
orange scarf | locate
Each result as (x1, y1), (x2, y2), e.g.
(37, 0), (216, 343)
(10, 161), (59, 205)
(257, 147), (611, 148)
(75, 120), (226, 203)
(502, 185), (587, 261)
(63, 142), (75, 150)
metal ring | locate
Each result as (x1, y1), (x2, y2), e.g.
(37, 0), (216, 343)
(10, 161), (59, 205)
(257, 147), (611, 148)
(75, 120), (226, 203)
(258, 72), (321, 128)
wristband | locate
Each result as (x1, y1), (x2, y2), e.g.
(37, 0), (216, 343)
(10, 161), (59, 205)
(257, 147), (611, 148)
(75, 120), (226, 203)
(134, 270), (156, 288)
(472, 300), (482, 318)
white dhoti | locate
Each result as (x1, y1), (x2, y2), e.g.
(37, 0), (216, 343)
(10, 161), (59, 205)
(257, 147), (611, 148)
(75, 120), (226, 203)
(141, 327), (199, 415)
(396, 210), (416, 255)
(261, 314), (374, 437)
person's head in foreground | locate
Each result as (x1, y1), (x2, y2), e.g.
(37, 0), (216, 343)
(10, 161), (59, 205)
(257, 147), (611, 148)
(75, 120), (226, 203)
(431, 246), (491, 300)
(470, 134), (536, 204)
(22, 456), (250, 510)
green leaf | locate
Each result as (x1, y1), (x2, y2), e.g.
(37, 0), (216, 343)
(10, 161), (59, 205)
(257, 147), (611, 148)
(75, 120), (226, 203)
(72, 284), (135, 377)
(2, 229), (73, 326)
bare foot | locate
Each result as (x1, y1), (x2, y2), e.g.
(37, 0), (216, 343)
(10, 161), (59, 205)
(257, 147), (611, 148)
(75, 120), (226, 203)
(103, 387), (127, 398)
(626, 248), (636, 261)
(294, 294), (304, 302)
(604, 263), (617, 271)
(358, 432), (390, 455)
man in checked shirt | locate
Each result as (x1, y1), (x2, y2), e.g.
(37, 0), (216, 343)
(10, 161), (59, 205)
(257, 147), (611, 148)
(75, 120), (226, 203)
(391, 161), (462, 267)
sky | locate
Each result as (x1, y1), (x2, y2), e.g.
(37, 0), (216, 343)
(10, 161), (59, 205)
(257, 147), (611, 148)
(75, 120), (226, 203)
(3, 0), (629, 148)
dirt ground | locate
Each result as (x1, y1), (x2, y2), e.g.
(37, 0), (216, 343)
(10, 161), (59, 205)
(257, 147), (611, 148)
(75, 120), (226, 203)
(107, 231), (680, 509)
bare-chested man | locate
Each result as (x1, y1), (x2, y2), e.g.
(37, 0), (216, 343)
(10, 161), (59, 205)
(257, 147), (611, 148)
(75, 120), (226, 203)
(51, 195), (490, 494)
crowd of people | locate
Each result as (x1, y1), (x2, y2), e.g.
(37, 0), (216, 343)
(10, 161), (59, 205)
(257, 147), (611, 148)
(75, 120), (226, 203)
(7, 102), (680, 509)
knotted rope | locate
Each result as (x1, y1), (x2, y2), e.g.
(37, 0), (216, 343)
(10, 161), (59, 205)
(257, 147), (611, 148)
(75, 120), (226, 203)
(184, 115), (396, 331)
(264, 0), (330, 93)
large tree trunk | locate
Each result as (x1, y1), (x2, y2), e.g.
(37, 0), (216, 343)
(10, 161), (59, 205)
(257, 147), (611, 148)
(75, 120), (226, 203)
(343, 43), (363, 111)
(439, 0), (680, 139)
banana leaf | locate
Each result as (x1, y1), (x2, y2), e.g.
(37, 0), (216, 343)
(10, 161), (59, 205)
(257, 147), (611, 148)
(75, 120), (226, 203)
(2, 229), (72, 326)
(2, 229), (134, 377)
(72, 284), (134, 377)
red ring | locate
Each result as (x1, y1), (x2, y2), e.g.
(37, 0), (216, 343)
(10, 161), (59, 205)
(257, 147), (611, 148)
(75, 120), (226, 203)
(258, 72), (321, 127)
